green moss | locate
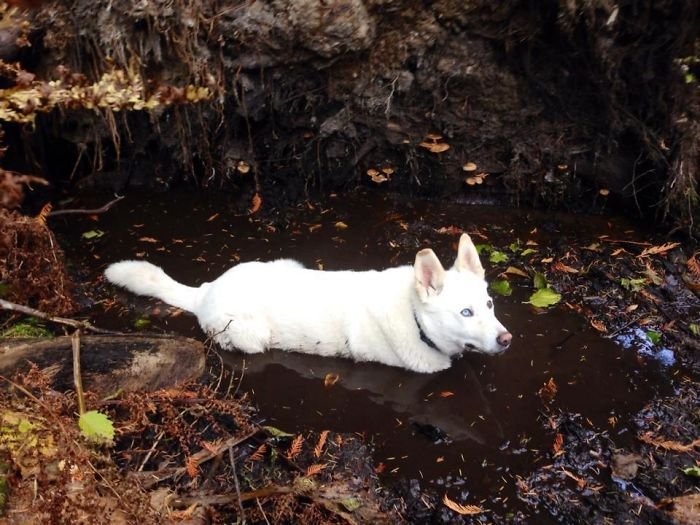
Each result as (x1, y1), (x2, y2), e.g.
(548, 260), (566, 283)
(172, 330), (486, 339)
(0, 319), (53, 338)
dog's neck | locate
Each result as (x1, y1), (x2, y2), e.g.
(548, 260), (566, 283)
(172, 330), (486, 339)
(413, 311), (440, 352)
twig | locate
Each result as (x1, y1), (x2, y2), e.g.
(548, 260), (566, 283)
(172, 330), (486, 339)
(72, 329), (85, 415)
(0, 298), (123, 335)
(138, 430), (165, 472)
(48, 195), (125, 217)
(228, 447), (246, 522)
(132, 429), (259, 487)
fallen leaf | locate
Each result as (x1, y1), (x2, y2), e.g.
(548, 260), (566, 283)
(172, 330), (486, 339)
(552, 261), (579, 274)
(314, 430), (329, 458)
(425, 133), (442, 141)
(590, 319), (608, 332)
(250, 193), (262, 214)
(462, 162), (477, 172)
(561, 467), (586, 489)
(324, 373), (340, 387)
(538, 377), (558, 405)
(505, 266), (529, 278)
(286, 435), (304, 460)
(206, 213), (219, 222)
(186, 456), (199, 478)
(237, 161), (250, 174)
(305, 463), (327, 477)
(335, 221), (348, 230)
(639, 242), (680, 257)
(527, 288), (561, 308)
(442, 494), (484, 515)
(638, 433), (700, 452)
(419, 141), (450, 153)
(552, 432), (564, 456)
(439, 391), (455, 398)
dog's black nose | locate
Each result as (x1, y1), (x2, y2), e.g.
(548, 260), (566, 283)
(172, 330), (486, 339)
(497, 332), (512, 348)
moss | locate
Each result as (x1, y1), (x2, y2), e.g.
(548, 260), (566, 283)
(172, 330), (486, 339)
(0, 319), (52, 338)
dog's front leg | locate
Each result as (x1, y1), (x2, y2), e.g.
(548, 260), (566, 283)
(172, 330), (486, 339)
(403, 348), (451, 374)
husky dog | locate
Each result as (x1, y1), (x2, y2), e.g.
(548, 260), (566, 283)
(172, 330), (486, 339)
(105, 234), (512, 373)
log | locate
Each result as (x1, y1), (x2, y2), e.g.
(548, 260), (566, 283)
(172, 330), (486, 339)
(0, 335), (205, 396)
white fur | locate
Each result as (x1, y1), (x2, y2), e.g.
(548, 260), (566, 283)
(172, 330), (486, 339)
(104, 234), (511, 373)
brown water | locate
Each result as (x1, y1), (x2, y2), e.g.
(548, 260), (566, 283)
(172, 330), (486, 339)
(54, 189), (672, 514)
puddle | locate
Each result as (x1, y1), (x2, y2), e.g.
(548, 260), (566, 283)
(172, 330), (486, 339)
(54, 189), (674, 514)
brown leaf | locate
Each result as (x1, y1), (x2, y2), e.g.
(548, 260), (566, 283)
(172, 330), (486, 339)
(324, 373), (340, 387)
(206, 213), (220, 222)
(248, 443), (267, 462)
(561, 468), (586, 489)
(335, 221), (348, 230)
(419, 141), (450, 153)
(305, 463), (327, 477)
(639, 242), (680, 257)
(590, 319), (608, 333)
(314, 430), (329, 458)
(286, 435), (304, 460)
(538, 377), (558, 406)
(638, 432), (700, 452)
(442, 494), (484, 515)
(250, 192), (262, 214)
(185, 456), (199, 478)
(439, 391), (455, 398)
(552, 433), (564, 456)
(505, 266), (529, 278)
(138, 236), (158, 243)
(552, 261), (579, 274)
(462, 162), (477, 172)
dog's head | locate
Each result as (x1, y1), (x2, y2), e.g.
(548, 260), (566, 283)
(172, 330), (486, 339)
(413, 233), (512, 356)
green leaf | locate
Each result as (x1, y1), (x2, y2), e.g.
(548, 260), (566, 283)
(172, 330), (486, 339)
(490, 279), (512, 297)
(509, 241), (521, 253)
(489, 250), (509, 264)
(689, 323), (700, 336)
(533, 272), (547, 290)
(681, 466), (700, 477)
(262, 425), (294, 438)
(79, 410), (114, 444)
(81, 229), (105, 240)
(340, 497), (362, 512)
(133, 317), (151, 330)
(620, 277), (647, 292)
(526, 288), (561, 308)
(521, 248), (537, 256)
(645, 331), (661, 345)
(475, 244), (491, 255)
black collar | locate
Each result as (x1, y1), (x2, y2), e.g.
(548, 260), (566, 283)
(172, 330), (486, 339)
(413, 311), (440, 351)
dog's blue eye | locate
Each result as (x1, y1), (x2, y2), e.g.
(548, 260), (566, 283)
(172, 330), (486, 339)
(460, 308), (473, 317)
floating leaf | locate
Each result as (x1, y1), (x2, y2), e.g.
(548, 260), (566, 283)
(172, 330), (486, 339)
(419, 141), (450, 153)
(552, 262), (579, 274)
(138, 236), (158, 243)
(645, 331), (661, 345)
(689, 323), (700, 336)
(538, 377), (558, 405)
(521, 248), (537, 256)
(78, 410), (115, 444)
(82, 229), (104, 240)
(462, 162), (477, 172)
(489, 251), (509, 264)
(533, 272), (547, 290)
(367, 168), (389, 184)
(475, 244), (490, 255)
(509, 242), (521, 253)
(599, 188), (610, 196)
(489, 279), (512, 297)
(250, 193), (262, 214)
(439, 391), (455, 398)
(324, 373), (340, 387)
(237, 161), (250, 174)
(527, 288), (561, 308)
(442, 494), (483, 515)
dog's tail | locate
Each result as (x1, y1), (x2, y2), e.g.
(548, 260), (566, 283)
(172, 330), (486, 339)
(104, 260), (201, 312)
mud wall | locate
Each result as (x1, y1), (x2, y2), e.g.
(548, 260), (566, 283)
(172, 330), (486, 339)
(4, 0), (699, 229)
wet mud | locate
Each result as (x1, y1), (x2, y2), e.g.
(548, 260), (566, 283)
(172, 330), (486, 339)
(49, 188), (699, 522)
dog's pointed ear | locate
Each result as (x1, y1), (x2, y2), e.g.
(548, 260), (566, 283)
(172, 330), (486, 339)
(414, 248), (446, 300)
(454, 233), (485, 277)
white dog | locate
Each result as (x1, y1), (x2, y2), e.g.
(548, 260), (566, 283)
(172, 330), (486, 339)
(104, 234), (512, 373)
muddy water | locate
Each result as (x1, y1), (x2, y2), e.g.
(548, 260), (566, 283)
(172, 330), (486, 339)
(55, 189), (672, 514)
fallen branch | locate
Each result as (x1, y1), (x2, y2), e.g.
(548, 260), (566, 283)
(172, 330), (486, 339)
(48, 195), (125, 217)
(72, 329), (85, 415)
(0, 298), (122, 335)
